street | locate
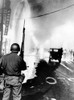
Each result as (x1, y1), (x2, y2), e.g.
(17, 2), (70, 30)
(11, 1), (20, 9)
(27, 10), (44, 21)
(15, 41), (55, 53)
(21, 60), (74, 100)
(0, 61), (74, 100)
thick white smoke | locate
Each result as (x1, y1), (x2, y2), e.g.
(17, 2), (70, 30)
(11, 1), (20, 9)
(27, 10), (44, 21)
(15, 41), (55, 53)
(27, 0), (74, 50)
(8, 0), (74, 54)
(7, 0), (74, 82)
(8, 0), (40, 82)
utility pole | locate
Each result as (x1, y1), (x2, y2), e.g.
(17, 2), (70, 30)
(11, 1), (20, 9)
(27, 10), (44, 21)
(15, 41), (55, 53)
(20, 20), (25, 59)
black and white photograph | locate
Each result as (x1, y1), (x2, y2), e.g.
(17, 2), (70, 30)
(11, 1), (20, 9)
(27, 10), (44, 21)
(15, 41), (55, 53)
(0, 0), (74, 100)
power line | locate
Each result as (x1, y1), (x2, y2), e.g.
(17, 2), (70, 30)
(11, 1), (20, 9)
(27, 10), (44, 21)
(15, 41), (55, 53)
(31, 3), (74, 18)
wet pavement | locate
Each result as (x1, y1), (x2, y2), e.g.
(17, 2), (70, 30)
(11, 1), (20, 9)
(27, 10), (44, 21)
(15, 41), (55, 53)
(21, 78), (70, 100)
(0, 61), (74, 100)
(21, 61), (74, 100)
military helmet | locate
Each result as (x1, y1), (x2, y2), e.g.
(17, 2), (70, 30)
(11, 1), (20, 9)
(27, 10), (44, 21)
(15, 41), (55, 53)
(10, 43), (20, 52)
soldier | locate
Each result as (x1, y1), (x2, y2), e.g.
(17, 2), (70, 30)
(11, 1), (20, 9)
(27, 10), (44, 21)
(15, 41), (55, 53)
(0, 43), (26, 100)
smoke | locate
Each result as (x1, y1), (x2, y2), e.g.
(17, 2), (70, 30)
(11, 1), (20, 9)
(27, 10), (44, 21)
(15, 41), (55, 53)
(8, 0), (74, 52)
(28, 0), (74, 17)
(7, 0), (74, 82)
(8, 0), (74, 59)
(8, 0), (26, 47)
(27, 0), (74, 49)
(8, 0), (39, 82)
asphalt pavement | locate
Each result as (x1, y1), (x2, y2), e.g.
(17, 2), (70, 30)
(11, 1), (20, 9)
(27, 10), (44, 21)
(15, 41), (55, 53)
(0, 61), (74, 100)
(21, 60), (74, 100)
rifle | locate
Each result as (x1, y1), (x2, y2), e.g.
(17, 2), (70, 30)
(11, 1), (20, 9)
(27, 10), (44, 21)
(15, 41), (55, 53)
(19, 20), (25, 59)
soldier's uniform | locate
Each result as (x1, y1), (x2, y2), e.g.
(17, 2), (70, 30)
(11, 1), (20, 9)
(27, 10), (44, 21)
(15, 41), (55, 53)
(0, 43), (26, 100)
